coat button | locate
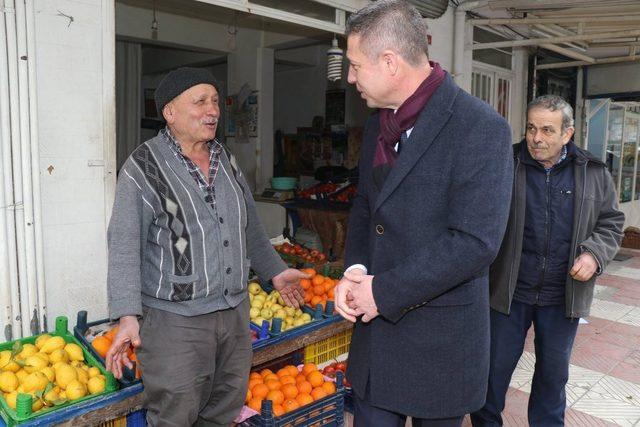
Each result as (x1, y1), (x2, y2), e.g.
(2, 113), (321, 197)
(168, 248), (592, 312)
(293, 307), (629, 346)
(376, 224), (384, 235)
(224, 289), (229, 296)
(226, 267), (232, 274)
(223, 240), (229, 247)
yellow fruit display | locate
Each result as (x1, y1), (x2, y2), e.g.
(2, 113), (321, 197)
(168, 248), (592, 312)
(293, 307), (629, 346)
(22, 371), (48, 393)
(49, 349), (68, 364)
(23, 356), (48, 374)
(31, 397), (43, 412)
(39, 337), (65, 354)
(15, 370), (28, 383)
(65, 380), (87, 400)
(43, 388), (59, 403)
(40, 366), (55, 382)
(87, 376), (106, 394)
(64, 343), (84, 362)
(0, 371), (19, 393)
(54, 364), (77, 389)
(34, 334), (52, 350)
(88, 367), (101, 378)
(0, 351), (20, 372)
(17, 344), (38, 359)
(4, 391), (17, 409)
(75, 367), (89, 384)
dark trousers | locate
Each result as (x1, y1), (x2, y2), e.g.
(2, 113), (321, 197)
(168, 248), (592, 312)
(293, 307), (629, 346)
(138, 299), (252, 427)
(470, 301), (579, 427)
(353, 392), (464, 427)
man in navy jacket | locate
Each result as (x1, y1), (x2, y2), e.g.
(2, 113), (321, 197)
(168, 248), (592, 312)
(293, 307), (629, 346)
(334, 1), (513, 425)
(471, 95), (624, 426)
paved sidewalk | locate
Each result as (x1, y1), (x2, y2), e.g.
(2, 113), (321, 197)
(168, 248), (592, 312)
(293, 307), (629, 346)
(462, 247), (640, 426)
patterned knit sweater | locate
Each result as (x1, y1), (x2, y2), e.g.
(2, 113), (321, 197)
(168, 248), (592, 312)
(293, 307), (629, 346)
(107, 133), (286, 318)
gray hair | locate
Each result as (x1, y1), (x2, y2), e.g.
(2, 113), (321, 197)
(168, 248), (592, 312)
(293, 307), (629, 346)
(527, 95), (575, 134)
(345, 0), (429, 67)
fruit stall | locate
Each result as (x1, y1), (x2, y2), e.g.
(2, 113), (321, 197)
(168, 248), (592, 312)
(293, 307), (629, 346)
(0, 254), (353, 426)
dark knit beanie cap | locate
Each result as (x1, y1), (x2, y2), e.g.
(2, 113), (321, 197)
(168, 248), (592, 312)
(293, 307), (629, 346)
(154, 67), (220, 115)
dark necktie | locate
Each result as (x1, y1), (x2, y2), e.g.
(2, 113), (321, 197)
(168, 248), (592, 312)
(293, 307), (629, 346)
(397, 131), (408, 154)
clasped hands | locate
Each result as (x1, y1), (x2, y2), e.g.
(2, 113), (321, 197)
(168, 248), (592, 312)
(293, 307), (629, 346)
(334, 269), (379, 323)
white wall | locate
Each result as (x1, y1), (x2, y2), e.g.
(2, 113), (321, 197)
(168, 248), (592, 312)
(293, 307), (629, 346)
(586, 61), (640, 97)
(34, 0), (114, 327)
(425, 7), (455, 72)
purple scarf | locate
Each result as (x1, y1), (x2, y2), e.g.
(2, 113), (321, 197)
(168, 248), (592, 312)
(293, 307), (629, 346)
(373, 62), (446, 169)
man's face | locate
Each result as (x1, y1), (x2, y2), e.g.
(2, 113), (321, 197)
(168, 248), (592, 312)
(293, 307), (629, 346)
(346, 34), (392, 109)
(525, 107), (574, 168)
(164, 83), (220, 144)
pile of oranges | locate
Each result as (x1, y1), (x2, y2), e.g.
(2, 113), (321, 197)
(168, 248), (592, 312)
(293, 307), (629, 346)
(245, 363), (337, 416)
(90, 326), (140, 379)
(299, 269), (338, 311)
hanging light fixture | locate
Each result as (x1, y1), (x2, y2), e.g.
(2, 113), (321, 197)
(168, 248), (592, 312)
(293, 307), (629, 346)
(151, 0), (159, 39)
(326, 36), (343, 82)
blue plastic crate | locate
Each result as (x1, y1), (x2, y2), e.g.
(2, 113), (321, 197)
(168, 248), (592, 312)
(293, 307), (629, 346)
(126, 409), (146, 426)
(74, 311), (141, 388)
(243, 373), (346, 427)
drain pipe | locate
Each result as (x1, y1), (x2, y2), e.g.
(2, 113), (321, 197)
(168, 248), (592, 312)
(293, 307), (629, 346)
(26, 0), (46, 332)
(15, 0), (40, 335)
(0, 0), (21, 340)
(4, 0), (32, 338)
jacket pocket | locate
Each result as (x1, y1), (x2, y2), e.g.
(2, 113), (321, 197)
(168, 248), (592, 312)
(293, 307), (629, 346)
(165, 273), (199, 302)
(425, 279), (479, 307)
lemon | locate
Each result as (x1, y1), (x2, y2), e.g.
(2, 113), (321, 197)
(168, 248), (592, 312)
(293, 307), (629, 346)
(88, 367), (101, 378)
(49, 349), (68, 364)
(4, 391), (17, 409)
(40, 367), (55, 382)
(58, 390), (66, 400)
(23, 356), (48, 374)
(34, 352), (49, 364)
(15, 369), (28, 383)
(22, 371), (48, 393)
(70, 360), (85, 369)
(34, 334), (52, 350)
(31, 397), (43, 412)
(0, 371), (19, 392)
(87, 376), (106, 394)
(43, 388), (59, 403)
(39, 337), (65, 354)
(54, 364), (77, 389)
(0, 350), (20, 373)
(64, 343), (84, 362)
(17, 343), (38, 359)
(65, 380), (87, 400)
(75, 367), (89, 384)
(16, 385), (25, 393)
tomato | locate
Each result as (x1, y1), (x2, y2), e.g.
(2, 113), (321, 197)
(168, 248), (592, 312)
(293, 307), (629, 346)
(282, 246), (292, 254)
(322, 366), (336, 377)
(335, 362), (347, 372)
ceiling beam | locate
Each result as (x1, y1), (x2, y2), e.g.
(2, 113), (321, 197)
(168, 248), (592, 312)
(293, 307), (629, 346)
(540, 43), (595, 62)
(488, 0), (634, 9)
(195, 0), (346, 34)
(308, 0), (368, 13)
(469, 16), (640, 25)
(472, 29), (640, 50)
(536, 54), (640, 70)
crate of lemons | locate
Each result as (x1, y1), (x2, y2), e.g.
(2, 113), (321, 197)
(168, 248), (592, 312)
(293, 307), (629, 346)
(248, 283), (314, 333)
(0, 317), (117, 425)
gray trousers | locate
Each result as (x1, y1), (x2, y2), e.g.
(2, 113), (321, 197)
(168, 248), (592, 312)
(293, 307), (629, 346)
(137, 298), (252, 427)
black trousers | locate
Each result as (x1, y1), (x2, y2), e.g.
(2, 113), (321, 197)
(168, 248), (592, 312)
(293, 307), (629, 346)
(353, 392), (464, 427)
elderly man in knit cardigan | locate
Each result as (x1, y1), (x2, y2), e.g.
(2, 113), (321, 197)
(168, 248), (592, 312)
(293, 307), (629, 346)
(105, 67), (307, 426)
(333, 1), (514, 426)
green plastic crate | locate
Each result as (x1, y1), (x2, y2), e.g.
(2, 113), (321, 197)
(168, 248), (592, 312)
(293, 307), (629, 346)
(0, 316), (118, 426)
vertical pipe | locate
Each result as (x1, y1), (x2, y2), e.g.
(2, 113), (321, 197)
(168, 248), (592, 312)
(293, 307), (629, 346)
(26, 0), (46, 332)
(5, 0), (31, 338)
(15, 0), (39, 335)
(0, 0), (21, 340)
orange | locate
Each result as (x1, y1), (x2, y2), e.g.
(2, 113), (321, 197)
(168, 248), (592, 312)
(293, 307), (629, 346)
(272, 404), (285, 417)
(103, 325), (119, 341)
(301, 363), (317, 376)
(260, 369), (274, 378)
(280, 375), (296, 386)
(310, 296), (323, 308)
(245, 389), (252, 403)
(297, 380), (312, 395)
(327, 288), (335, 299)
(313, 285), (325, 296)
(250, 372), (262, 380)
(91, 336), (112, 358)
(285, 365), (299, 377)
(251, 383), (269, 399)
(302, 268), (316, 278)
(324, 281), (334, 293)
(283, 398), (300, 413)
(265, 379), (282, 391)
(248, 378), (263, 390)
(304, 292), (313, 303)
(321, 381), (336, 394)
(295, 373), (307, 384)
(276, 368), (290, 378)
(300, 279), (311, 290)
(310, 387), (327, 401)
(248, 397), (263, 412)
(296, 392), (313, 406)
(281, 383), (298, 399)
(311, 275), (325, 286)
(266, 389), (284, 405)
(307, 371), (324, 388)
(129, 351), (138, 362)
(263, 373), (279, 383)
